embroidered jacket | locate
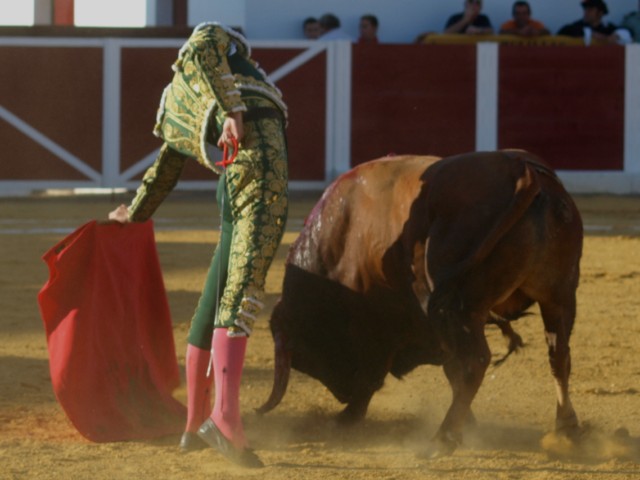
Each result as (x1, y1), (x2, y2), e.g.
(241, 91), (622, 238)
(153, 22), (287, 174)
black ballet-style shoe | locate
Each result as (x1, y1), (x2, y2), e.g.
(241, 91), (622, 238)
(179, 431), (208, 452)
(197, 418), (264, 468)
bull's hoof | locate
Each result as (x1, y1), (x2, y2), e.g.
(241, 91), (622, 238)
(557, 420), (590, 442)
(555, 414), (585, 441)
(541, 421), (592, 458)
(335, 407), (366, 426)
(416, 433), (460, 460)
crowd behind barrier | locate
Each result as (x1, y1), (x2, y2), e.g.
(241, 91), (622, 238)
(303, 1), (638, 45)
(420, 33), (611, 45)
(1, 0), (639, 44)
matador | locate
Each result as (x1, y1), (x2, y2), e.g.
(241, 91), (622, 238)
(109, 21), (288, 468)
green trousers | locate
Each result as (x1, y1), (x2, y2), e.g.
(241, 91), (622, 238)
(188, 113), (288, 348)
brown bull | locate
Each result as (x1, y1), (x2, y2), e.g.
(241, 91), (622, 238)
(258, 150), (583, 457)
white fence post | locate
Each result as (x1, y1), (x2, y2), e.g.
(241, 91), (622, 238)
(476, 42), (499, 152)
(625, 43), (640, 174)
(102, 39), (122, 188)
(324, 40), (352, 181)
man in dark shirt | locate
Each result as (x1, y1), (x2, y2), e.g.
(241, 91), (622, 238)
(445, 0), (494, 34)
(622, 0), (640, 42)
(558, 0), (632, 44)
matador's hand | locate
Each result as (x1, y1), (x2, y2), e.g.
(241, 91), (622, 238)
(217, 112), (244, 149)
(108, 204), (130, 223)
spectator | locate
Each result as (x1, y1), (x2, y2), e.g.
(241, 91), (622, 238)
(318, 13), (354, 41)
(303, 16), (321, 39)
(444, 0), (494, 35)
(622, 0), (640, 42)
(558, 0), (632, 44)
(358, 14), (379, 43)
(499, 1), (550, 36)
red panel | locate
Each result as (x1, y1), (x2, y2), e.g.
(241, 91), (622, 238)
(0, 46), (103, 175)
(351, 44), (476, 166)
(54, 0), (74, 26)
(0, 120), (89, 180)
(498, 45), (624, 170)
(253, 49), (327, 181)
(120, 48), (177, 173)
(173, 0), (188, 27)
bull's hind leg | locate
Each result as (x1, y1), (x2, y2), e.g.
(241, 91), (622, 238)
(421, 318), (491, 458)
(539, 299), (580, 436)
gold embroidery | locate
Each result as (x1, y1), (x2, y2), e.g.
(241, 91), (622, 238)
(215, 114), (288, 329)
(153, 23), (287, 172)
(133, 23), (289, 339)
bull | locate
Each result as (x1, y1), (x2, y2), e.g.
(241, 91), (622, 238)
(258, 150), (583, 457)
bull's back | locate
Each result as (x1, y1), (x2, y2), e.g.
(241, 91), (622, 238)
(289, 155), (440, 291)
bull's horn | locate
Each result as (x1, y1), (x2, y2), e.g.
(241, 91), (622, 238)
(255, 330), (291, 415)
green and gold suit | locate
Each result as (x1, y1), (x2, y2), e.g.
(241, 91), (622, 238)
(128, 23), (288, 346)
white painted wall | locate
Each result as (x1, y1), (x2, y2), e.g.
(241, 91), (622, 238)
(189, 0), (246, 31)
(6, 1), (635, 36)
(188, 0), (637, 43)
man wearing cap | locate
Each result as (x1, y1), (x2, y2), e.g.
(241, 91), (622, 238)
(558, 0), (632, 44)
(622, 0), (640, 42)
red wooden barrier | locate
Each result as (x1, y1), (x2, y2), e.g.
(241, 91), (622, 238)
(0, 46), (102, 180)
(498, 45), (624, 170)
(352, 44), (477, 165)
(0, 38), (628, 189)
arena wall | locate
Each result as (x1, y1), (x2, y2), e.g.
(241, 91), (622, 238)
(0, 35), (638, 195)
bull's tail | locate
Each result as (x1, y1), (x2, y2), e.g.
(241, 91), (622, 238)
(428, 154), (542, 352)
(255, 330), (291, 414)
(256, 303), (292, 415)
(435, 154), (542, 288)
(488, 311), (527, 366)
(462, 155), (541, 274)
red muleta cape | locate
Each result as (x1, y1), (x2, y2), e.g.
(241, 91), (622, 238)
(38, 220), (186, 442)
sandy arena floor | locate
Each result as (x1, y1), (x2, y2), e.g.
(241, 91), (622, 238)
(0, 191), (639, 480)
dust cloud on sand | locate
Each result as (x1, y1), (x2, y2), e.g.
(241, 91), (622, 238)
(0, 193), (639, 480)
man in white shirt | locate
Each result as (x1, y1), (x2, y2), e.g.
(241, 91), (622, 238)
(622, 0), (640, 42)
(318, 13), (354, 41)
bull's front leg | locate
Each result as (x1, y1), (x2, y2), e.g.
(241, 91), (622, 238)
(420, 321), (491, 459)
(337, 344), (394, 425)
(336, 388), (376, 425)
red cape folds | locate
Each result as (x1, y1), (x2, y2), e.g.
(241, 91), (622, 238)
(38, 220), (186, 442)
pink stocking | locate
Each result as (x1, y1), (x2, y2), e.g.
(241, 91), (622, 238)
(184, 344), (213, 433)
(209, 328), (247, 449)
